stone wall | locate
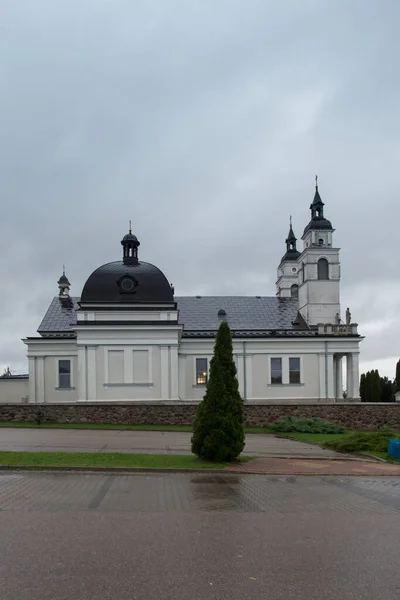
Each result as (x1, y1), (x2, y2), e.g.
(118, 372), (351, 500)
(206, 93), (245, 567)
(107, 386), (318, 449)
(0, 402), (399, 430)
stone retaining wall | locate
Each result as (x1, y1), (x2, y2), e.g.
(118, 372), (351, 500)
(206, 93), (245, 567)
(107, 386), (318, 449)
(0, 402), (399, 430)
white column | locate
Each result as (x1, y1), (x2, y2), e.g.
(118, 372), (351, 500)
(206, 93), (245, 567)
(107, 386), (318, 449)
(28, 357), (36, 403)
(237, 353), (245, 397)
(318, 353), (326, 401)
(36, 357), (45, 404)
(87, 346), (97, 400)
(244, 354), (253, 400)
(77, 346), (87, 402)
(351, 352), (360, 400)
(346, 354), (353, 401)
(326, 353), (335, 401)
(160, 346), (169, 399)
(170, 345), (179, 400)
(335, 356), (343, 400)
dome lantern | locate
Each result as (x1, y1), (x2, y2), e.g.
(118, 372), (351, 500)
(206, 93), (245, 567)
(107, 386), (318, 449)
(121, 221), (140, 265)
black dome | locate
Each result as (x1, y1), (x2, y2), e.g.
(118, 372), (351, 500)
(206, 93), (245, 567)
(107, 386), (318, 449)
(122, 232), (139, 243)
(81, 260), (173, 303)
(303, 218), (333, 236)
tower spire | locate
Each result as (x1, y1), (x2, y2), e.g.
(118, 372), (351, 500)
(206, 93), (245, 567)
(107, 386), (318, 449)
(57, 266), (71, 298)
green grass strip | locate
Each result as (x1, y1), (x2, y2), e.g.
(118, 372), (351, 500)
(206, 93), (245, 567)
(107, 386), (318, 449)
(0, 451), (254, 469)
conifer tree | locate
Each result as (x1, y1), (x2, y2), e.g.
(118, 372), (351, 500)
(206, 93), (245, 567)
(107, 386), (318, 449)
(191, 320), (244, 462)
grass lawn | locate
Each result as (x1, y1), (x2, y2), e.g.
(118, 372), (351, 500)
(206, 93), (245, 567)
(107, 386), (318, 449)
(0, 422), (273, 434)
(0, 451), (252, 469)
(280, 432), (353, 445)
(366, 451), (400, 463)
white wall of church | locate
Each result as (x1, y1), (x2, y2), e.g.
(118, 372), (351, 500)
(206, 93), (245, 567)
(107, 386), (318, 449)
(0, 378), (29, 403)
(94, 345), (162, 400)
(44, 356), (78, 403)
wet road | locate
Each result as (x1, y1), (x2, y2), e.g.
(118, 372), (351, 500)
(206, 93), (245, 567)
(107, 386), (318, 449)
(0, 427), (343, 458)
(0, 471), (399, 600)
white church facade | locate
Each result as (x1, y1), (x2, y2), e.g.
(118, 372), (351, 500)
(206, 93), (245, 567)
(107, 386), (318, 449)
(24, 183), (362, 404)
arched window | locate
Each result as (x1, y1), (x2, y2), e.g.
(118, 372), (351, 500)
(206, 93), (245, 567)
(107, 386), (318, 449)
(317, 258), (329, 280)
(290, 284), (299, 299)
(318, 238), (324, 246)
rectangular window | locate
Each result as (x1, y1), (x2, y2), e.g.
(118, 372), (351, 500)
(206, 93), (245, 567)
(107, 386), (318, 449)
(58, 360), (71, 388)
(196, 358), (208, 385)
(270, 358), (282, 384)
(289, 357), (301, 384)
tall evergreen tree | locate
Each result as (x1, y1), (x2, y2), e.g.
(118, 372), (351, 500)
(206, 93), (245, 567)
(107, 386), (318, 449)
(370, 369), (382, 402)
(380, 376), (394, 402)
(359, 373), (366, 402)
(364, 371), (371, 402)
(395, 359), (400, 392)
(191, 321), (244, 462)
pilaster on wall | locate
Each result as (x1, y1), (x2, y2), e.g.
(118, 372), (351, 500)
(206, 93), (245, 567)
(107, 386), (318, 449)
(87, 346), (96, 400)
(36, 357), (45, 403)
(160, 345), (169, 400)
(318, 353), (326, 400)
(170, 345), (179, 400)
(28, 357), (36, 403)
(77, 347), (87, 402)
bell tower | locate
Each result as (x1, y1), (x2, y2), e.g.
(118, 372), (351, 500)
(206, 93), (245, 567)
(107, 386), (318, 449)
(298, 178), (341, 325)
(276, 217), (301, 298)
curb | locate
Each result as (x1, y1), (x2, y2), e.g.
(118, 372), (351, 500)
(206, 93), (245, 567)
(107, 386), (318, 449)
(0, 465), (233, 474)
(0, 466), (399, 477)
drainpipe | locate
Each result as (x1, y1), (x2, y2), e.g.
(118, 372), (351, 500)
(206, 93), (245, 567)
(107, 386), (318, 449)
(243, 341), (247, 401)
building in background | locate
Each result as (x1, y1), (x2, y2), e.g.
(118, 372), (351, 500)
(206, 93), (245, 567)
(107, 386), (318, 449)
(22, 182), (362, 404)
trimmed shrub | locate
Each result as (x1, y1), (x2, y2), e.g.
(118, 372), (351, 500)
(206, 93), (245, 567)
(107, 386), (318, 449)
(269, 415), (345, 434)
(324, 431), (399, 454)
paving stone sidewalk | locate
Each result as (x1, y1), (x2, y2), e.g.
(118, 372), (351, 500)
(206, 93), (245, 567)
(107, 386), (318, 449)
(225, 457), (400, 475)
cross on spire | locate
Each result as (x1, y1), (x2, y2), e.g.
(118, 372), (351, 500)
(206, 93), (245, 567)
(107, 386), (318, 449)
(129, 220), (132, 234)
(315, 174), (318, 189)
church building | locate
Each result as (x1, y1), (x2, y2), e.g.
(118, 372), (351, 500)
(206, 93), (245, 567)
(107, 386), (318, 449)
(24, 182), (362, 404)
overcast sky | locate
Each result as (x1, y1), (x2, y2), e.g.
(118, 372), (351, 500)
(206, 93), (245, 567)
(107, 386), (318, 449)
(0, 0), (399, 379)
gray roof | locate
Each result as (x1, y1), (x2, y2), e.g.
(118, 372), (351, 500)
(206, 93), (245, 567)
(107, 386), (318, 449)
(176, 296), (300, 331)
(37, 295), (307, 338)
(38, 297), (80, 337)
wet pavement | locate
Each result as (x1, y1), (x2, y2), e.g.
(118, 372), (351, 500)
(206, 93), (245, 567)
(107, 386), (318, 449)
(0, 471), (399, 600)
(227, 456), (400, 475)
(0, 427), (344, 458)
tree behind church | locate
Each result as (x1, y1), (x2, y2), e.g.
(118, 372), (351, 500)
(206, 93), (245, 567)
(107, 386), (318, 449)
(394, 359), (400, 393)
(191, 320), (244, 462)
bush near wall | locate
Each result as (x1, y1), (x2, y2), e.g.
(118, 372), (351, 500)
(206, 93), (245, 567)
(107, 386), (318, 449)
(0, 403), (400, 430)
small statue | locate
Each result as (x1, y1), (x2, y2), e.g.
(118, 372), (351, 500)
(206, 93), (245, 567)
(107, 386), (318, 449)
(346, 307), (351, 326)
(335, 312), (340, 325)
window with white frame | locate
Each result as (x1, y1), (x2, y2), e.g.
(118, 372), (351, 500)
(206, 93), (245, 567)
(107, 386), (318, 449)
(270, 357), (282, 384)
(196, 358), (208, 385)
(58, 359), (71, 388)
(289, 357), (301, 384)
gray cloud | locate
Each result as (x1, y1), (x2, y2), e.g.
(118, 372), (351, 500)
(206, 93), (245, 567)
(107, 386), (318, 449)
(1, 0), (399, 377)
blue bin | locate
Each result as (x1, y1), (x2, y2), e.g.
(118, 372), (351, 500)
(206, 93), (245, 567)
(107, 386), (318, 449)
(388, 438), (400, 459)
